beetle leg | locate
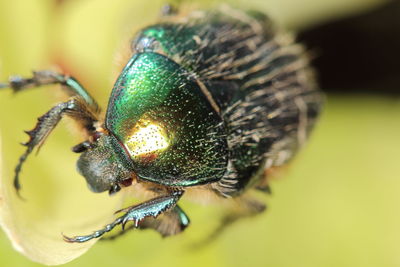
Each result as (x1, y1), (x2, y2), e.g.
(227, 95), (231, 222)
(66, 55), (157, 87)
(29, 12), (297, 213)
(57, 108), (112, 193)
(196, 196), (265, 246)
(255, 184), (272, 194)
(14, 97), (98, 194)
(221, 197), (266, 230)
(0, 70), (99, 112)
(136, 205), (189, 237)
(63, 191), (185, 243)
(100, 205), (189, 241)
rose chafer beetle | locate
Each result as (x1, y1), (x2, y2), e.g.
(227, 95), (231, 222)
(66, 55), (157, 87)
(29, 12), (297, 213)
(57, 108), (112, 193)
(0, 6), (322, 242)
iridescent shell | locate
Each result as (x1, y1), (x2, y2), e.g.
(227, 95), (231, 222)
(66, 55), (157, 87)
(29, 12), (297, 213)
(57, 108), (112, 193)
(106, 52), (228, 186)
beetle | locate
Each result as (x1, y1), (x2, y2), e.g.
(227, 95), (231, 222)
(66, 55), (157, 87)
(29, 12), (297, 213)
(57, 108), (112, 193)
(0, 5), (322, 242)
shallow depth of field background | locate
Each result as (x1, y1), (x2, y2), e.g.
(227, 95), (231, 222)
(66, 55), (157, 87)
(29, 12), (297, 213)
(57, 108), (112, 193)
(0, 0), (399, 266)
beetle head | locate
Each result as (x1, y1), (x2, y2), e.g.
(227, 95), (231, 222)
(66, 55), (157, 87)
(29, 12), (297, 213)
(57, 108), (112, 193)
(76, 134), (133, 195)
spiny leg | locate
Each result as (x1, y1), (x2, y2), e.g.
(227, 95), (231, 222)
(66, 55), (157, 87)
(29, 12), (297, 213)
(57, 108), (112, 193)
(1, 70), (101, 193)
(14, 97), (98, 193)
(0, 70), (99, 110)
(219, 196), (266, 226)
(100, 205), (190, 241)
(194, 195), (266, 247)
(138, 205), (190, 237)
(63, 191), (185, 243)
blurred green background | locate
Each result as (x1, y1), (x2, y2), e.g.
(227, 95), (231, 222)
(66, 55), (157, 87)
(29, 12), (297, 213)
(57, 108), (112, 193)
(0, 0), (399, 266)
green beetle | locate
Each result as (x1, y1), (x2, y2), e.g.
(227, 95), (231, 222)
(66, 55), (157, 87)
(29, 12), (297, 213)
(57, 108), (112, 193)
(0, 5), (322, 242)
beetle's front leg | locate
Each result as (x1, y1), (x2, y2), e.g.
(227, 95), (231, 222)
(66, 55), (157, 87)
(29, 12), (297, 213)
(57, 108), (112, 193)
(100, 205), (190, 241)
(0, 70), (99, 110)
(139, 205), (190, 237)
(63, 191), (185, 243)
(13, 97), (98, 193)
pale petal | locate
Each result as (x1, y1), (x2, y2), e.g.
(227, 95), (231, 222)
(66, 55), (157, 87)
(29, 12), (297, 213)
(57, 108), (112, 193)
(0, 134), (123, 265)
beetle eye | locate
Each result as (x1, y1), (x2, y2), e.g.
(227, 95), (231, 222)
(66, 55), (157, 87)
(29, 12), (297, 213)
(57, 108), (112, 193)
(92, 131), (103, 142)
(108, 184), (121, 195)
(120, 177), (133, 187)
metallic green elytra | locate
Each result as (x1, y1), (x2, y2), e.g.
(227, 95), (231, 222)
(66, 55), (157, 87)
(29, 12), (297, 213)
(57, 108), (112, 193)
(0, 5), (322, 242)
(106, 52), (227, 186)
